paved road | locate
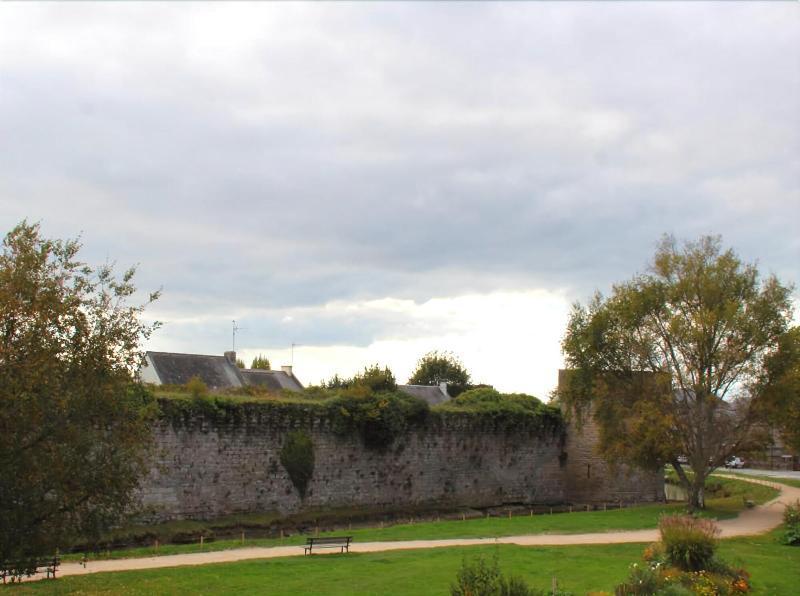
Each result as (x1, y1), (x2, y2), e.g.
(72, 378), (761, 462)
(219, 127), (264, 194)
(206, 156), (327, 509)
(19, 475), (800, 582)
(729, 467), (800, 481)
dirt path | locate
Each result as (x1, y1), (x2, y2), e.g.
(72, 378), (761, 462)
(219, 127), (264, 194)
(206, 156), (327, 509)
(23, 475), (800, 582)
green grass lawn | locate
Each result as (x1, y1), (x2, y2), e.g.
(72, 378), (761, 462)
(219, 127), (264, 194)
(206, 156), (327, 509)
(62, 475), (777, 563)
(7, 529), (799, 595)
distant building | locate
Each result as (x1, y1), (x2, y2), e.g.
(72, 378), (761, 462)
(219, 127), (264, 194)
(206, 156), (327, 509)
(748, 428), (799, 471)
(140, 350), (303, 392)
(397, 382), (450, 406)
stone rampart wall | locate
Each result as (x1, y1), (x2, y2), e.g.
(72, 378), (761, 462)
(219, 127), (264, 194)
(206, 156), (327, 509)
(138, 411), (663, 522)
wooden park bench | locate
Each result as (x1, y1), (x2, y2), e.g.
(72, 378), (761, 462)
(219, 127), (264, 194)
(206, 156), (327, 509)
(1, 556), (60, 583)
(303, 536), (353, 555)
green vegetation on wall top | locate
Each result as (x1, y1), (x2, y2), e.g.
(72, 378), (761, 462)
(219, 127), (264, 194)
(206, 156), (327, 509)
(154, 381), (565, 448)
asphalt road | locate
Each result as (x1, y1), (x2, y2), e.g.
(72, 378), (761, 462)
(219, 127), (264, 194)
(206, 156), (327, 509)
(726, 467), (800, 480)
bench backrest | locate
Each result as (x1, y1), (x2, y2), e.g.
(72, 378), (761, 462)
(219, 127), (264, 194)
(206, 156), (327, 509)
(306, 536), (352, 545)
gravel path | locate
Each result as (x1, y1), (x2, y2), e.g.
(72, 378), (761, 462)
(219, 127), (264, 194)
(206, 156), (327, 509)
(25, 474), (800, 581)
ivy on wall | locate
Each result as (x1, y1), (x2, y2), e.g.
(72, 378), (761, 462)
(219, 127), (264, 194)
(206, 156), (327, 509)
(279, 430), (315, 498)
(324, 392), (430, 451)
(155, 389), (565, 449)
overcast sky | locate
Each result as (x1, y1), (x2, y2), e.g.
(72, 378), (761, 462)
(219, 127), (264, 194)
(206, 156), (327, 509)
(1, 3), (798, 397)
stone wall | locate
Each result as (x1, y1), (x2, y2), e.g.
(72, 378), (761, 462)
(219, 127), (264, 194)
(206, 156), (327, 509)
(138, 406), (664, 522)
(562, 413), (665, 503)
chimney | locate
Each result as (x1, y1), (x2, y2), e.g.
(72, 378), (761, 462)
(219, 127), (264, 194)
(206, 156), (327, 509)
(224, 351), (237, 366)
(439, 381), (449, 397)
(281, 365), (293, 376)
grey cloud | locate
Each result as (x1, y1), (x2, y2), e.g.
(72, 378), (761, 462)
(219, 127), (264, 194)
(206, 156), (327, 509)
(0, 3), (797, 344)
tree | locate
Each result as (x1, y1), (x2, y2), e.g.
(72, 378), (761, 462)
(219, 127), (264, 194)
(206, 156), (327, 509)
(250, 354), (271, 370)
(0, 222), (160, 569)
(408, 350), (471, 396)
(559, 235), (793, 510)
(235, 358), (246, 369)
(322, 364), (397, 393)
(757, 327), (800, 453)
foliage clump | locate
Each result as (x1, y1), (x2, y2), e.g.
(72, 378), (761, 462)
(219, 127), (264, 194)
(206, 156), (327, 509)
(279, 430), (315, 498)
(0, 221), (159, 568)
(450, 553), (553, 596)
(757, 327), (800, 454)
(409, 350), (471, 396)
(185, 376), (208, 398)
(250, 354), (271, 370)
(322, 363), (397, 393)
(658, 514), (720, 572)
(614, 515), (750, 595)
(452, 387), (542, 412)
(442, 387), (564, 435)
(782, 500), (800, 546)
(326, 391), (429, 451)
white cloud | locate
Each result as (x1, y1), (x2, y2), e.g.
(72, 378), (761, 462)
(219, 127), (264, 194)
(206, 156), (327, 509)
(235, 289), (571, 399)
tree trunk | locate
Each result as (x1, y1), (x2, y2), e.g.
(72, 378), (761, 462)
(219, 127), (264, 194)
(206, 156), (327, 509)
(672, 461), (706, 511)
(688, 473), (706, 511)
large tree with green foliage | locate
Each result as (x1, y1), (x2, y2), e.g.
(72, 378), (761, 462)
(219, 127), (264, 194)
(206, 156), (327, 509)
(757, 327), (800, 454)
(408, 351), (471, 396)
(559, 235), (793, 510)
(0, 222), (159, 570)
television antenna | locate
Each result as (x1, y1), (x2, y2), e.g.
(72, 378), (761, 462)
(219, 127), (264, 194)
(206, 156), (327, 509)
(232, 320), (246, 352)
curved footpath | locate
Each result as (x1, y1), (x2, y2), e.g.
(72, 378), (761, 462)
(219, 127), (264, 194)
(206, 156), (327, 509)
(30, 475), (800, 581)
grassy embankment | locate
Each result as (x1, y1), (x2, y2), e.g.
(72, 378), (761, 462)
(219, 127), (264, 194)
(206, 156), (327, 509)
(63, 475), (777, 562)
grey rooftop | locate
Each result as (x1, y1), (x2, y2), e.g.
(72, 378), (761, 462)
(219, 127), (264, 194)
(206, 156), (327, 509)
(140, 351), (302, 392)
(397, 382), (450, 406)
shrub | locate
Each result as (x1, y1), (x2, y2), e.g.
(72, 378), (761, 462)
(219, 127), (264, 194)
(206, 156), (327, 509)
(614, 563), (661, 595)
(451, 554), (502, 596)
(614, 521), (751, 595)
(185, 376), (208, 398)
(443, 388), (564, 435)
(783, 499), (800, 546)
(614, 561), (749, 595)
(326, 391), (428, 451)
(450, 554), (543, 596)
(323, 364), (397, 393)
(499, 575), (538, 596)
(452, 388), (542, 411)
(658, 514), (720, 571)
(250, 354), (271, 370)
(279, 430), (315, 498)
(356, 364), (398, 392)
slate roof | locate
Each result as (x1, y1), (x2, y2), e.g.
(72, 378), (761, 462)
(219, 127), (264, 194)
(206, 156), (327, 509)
(398, 384), (450, 406)
(142, 351), (302, 392)
(144, 352), (245, 390)
(240, 369), (304, 392)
